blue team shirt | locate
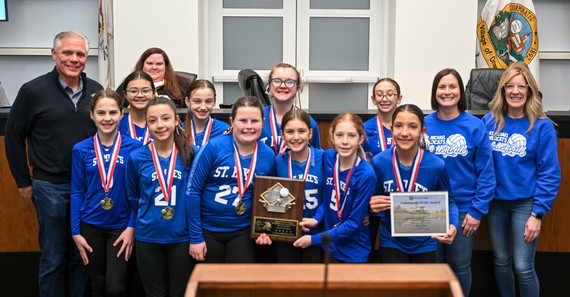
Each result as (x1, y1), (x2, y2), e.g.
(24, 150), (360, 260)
(182, 117), (230, 149)
(71, 133), (142, 235)
(125, 144), (194, 244)
(275, 147), (324, 235)
(310, 149), (376, 263)
(118, 115), (153, 144)
(259, 105), (321, 153)
(363, 116), (393, 158)
(424, 112), (495, 220)
(482, 113), (560, 215)
(372, 147), (459, 254)
(186, 134), (276, 244)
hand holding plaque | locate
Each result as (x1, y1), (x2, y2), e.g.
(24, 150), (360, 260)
(251, 176), (304, 242)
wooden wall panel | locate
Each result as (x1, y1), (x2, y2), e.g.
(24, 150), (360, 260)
(0, 137), (39, 252)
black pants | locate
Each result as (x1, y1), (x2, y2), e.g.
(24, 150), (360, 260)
(136, 241), (193, 297)
(275, 242), (323, 263)
(203, 227), (254, 263)
(81, 222), (129, 297)
(380, 247), (436, 263)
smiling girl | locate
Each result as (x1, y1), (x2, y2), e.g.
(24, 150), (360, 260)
(260, 63), (321, 154)
(118, 71), (156, 144)
(125, 97), (195, 297)
(187, 96), (275, 263)
(183, 79), (229, 148)
(256, 109), (325, 263)
(293, 113), (376, 263)
(370, 104), (459, 263)
(71, 90), (141, 296)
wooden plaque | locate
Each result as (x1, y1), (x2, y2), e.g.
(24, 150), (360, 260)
(251, 176), (305, 242)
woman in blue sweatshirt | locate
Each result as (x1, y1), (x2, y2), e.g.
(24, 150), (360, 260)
(424, 68), (495, 297)
(483, 62), (560, 297)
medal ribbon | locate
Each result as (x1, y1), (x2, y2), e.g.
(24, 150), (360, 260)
(190, 116), (213, 147)
(233, 141), (258, 200)
(392, 147), (423, 192)
(128, 113), (150, 144)
(93, 133), (122, 196)
(269, 105), (296, 155)
(333, 154), (358, 222)
(150, 142), (178, 204)
(288, 147), (312, 182)
(376, 115), (388, 151)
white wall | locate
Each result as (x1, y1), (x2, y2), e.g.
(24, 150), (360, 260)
(112, 0), (200, 88)
(392, 0), (478, 109)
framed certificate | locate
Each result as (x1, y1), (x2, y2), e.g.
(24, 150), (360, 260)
(390, 191), (449, 237)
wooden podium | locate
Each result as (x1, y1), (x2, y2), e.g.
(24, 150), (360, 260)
(185, 263), (464, 297)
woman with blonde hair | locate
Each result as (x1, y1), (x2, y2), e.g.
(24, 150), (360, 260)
(483, 62), (560, 297)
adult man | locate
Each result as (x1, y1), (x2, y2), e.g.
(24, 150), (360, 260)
(5, 30), (103, 297)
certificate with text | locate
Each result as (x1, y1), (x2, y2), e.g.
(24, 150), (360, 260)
(390, 191), (449, 237)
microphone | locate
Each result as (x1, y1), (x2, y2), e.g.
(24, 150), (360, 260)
(321, 233), (332, 297)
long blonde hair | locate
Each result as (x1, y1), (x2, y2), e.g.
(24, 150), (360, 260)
(487, 62), (548, 135)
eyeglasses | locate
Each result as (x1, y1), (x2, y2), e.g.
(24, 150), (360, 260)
(125, 88), (153, 96)
(270, 78), (298, 88)
(375, 93), (397, 99)
(504, 84), (528, 91)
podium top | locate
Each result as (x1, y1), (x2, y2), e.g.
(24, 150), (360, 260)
(185, 263), (464, 297)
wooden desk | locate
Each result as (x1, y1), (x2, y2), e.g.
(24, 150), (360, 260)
(185, 263), (464, 297)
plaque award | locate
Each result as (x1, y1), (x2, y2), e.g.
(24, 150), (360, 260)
(251, 176), (305, 242)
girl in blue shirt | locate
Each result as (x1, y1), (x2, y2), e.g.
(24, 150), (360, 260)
(187, 96), (276, 263)
(259, 63), (321, 154)
(125, 97), (195, 297)
(118, 71), (155, 144)
(425, 68), (495, 297)
(294, 113), (376, 263)
(362, 78), (403, 260)
(483, 62), (560, 297)
(370, 104), (459, 263)
(71, 90), (141, 297)
(182, 79), (229, 149)
(256, 109), (324, 263)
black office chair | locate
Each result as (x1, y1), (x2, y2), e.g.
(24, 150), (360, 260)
(465, 68), (505, 110)
(175, 71), (198, 82)
(237, 69), (271, 107)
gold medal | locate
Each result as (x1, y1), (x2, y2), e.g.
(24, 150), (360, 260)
(235, 202), (246, 215)
(161, 207), (175, 220)
(100, 197), (114, 210)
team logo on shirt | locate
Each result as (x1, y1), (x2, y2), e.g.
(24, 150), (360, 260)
(489, 131), (527, 157)
(383, 180), (428, 193)
(428, 134), (468, 158)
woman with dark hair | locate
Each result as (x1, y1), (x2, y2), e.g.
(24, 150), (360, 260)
(483, 62), (560, 297)
(117, 47), (192, 107)
(424, 68), (495, 296)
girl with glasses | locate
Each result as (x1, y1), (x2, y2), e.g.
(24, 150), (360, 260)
(260, 63), (321, 155)
(118, 71), (156, 144)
